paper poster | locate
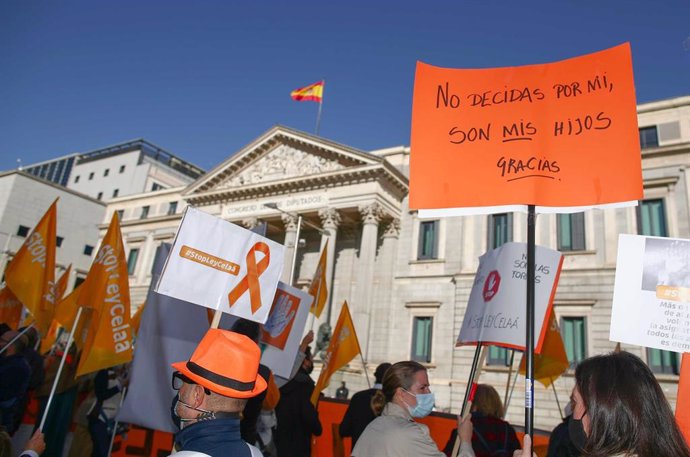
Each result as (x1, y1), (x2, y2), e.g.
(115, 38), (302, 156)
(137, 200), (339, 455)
(611, 234), (690, 353)
(410, 43), (642, 215)
(155, 206), (285, 324)
(457, 242), (563, 350)
(261, 282), (312, 378)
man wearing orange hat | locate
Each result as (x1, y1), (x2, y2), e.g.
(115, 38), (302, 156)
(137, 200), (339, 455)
(170, 328), (267, 457)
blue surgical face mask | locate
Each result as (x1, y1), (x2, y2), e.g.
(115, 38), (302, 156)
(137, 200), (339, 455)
(402, 389), (435, 418)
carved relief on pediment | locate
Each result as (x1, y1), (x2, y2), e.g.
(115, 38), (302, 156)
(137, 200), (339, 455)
(219, 145), (346, 188)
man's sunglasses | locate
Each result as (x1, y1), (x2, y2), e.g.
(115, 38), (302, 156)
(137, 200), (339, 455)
(172, 371), (212, 395)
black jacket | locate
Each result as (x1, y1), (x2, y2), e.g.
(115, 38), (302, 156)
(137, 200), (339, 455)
(339, 388), (378, 447)
(240, 363), (271, 445)
(275, 370), (322, 457)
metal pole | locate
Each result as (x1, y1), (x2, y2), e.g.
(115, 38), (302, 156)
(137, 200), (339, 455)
(290, 215), (302, 286)
(503, 349), (516, 411)
(358, 352), (371, 389)
(504, 362), (520, 419)
(525, 205), (536, 438)
(40, 306), (83, 431)
(315, 80), (324, 135)
(551, 379), (564, 420)
(0, 322), (35, 355)
(107, 386), (128, 457)
(460, 344), (483, 416)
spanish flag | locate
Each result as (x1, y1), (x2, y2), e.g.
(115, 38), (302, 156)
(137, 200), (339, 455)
(311, 302), (361, 405)
(291, 80), (324, 102)
(5, 199), (57, 336)
(518, 308), (569, 387)
(308, 241), (328, 318)
(76, 212), (133, 377)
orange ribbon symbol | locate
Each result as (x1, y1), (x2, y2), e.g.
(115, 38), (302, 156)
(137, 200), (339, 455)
(228, 242), (271, 313)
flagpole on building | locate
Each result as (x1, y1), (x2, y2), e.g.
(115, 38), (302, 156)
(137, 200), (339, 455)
(40, 306), (83, 431)
(315, 80), (325, 136)
(0, 322), (34, 355)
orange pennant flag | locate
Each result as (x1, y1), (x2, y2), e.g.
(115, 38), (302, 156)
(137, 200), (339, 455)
(308, 242), (329, 318)
(311, 302), (361, 405)
(40, 265), (73, 353)
(5, 199), (57, 336)
(0, 286), (23, 330)
(76, 213), (133, 377)
(677, 353), (690, 444)
(131, 302), (145, 335)
(291, 80), (324, 102)
(518, 309), (569, 388)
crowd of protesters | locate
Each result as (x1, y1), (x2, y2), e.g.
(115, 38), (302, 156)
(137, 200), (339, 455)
(3, 320), (690, 457)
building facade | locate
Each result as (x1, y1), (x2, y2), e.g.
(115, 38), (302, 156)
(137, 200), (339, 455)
(0, 171), (106, 290)
(94, 95), (690, 432)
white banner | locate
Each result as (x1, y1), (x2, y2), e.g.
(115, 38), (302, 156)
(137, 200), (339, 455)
(260, 282), (312, 378)
(156, 206), (285, 324)
(611, 234), (690, 354)
(457, 242), (563, 350)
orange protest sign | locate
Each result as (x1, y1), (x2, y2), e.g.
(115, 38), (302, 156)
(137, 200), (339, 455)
(410, 43), (642, 211)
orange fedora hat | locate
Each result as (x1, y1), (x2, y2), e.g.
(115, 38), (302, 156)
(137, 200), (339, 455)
(171, 328), (267, 399)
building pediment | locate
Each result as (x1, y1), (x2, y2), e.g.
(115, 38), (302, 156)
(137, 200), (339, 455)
(183, 126), (407, 204)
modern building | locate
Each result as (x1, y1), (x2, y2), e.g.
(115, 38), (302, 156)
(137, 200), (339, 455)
(0, 171), (106, 290)
(80, 94), (690, 431)
(21, 139), (205, 201)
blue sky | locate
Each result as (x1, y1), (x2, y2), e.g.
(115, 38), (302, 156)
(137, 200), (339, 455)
(1, 1), (689, 172)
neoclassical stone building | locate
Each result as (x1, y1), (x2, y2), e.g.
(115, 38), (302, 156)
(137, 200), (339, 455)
(105, 95), (690, 432)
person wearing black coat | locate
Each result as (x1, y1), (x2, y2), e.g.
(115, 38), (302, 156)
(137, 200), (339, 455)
(339, 362), (391, 449)
(274, 348), (322, 457)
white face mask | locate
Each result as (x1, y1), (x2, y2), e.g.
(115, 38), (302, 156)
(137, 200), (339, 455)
(174, 396), (215, 429)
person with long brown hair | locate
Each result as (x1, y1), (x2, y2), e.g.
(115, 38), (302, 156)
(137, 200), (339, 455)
(352, 361), (475, 457)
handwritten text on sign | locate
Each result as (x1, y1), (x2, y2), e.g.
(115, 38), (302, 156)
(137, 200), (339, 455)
(410, 43), (642, 210)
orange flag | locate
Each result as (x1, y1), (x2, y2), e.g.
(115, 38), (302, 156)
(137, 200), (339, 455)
(40, 265), (73, 353)
(291, 80), (324, 102)
(76, 213), (133, 377)
(311, 302), (361, 405)
(308, 242), (328, 318)
(5, 199), (57, 336)
(518, 309), (569, 388)
(131, 302), (145, 336)
(677, 353), (690, 444)
(0, 286), (23, 330)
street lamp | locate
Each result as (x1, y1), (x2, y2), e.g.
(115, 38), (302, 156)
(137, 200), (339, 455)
(263, 202), (329, 286)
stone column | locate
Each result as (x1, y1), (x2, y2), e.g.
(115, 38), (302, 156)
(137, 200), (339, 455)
(354, 202), (383, 358)
(280, 213), (299, 284)
(318, 207), (341, 324)
(368, 218), (400, 361)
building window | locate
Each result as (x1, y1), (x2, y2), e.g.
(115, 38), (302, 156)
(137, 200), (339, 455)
(127, 249), (139, 276)
(638, 199), (667, 237)
(562, 317), (587, 368)
(411, 316), (433, 363)
(89, 172), (94, 180)
(140, 206), (150, 219)
(56, 236), (64, 247)
(646, 348), (680, 375)
(557, 213), (586, 251)
(167, 201), (178, 216)
(152, 183), (164, 191)
(74, 175), (80, 183)
(417, 220), (439, 260)
(104, 168), (110, 177)
(116, 210), (124, 221)
(97, 192), (103, 200)
(83, 245), (94, 256)
(119, 165), (126, 173)
(639, 126), (659, 149)
(487, 346), (511, 366)
(16, 225), (30, 237)
(112, 189), (119, 198)
(489, 213), (513, 249)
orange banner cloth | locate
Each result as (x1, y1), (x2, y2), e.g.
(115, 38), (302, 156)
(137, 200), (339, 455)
(410, 43), (642, 210)
(311, 302), (361, 405)
(76, 212), (133, 377)
(5, 199), (57, 336)
(308, 241), (329, 318)
(0, 286), (22, 330)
